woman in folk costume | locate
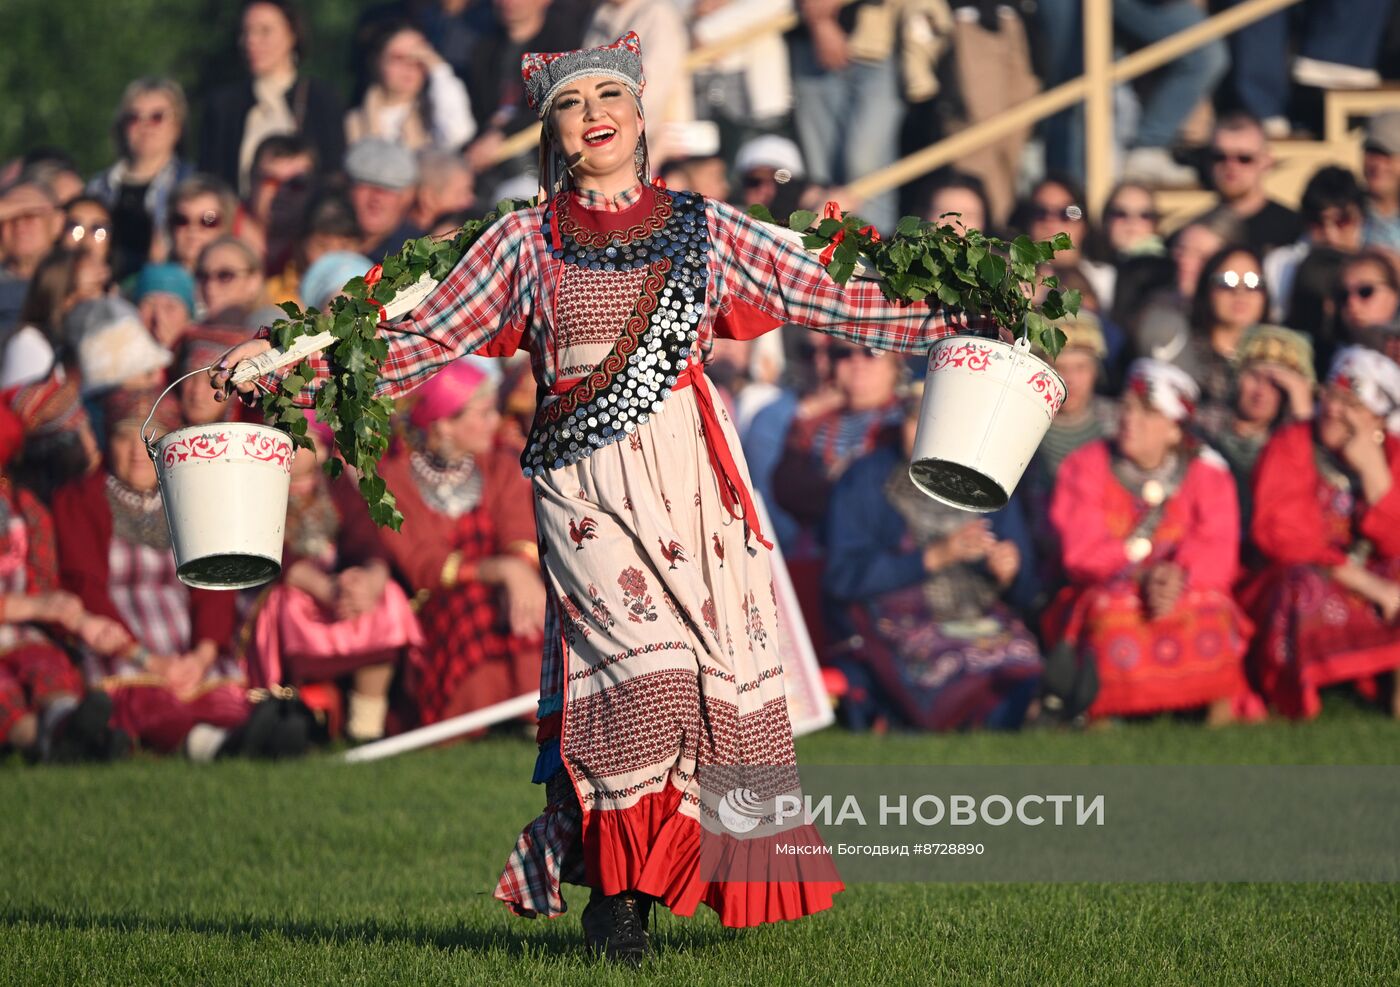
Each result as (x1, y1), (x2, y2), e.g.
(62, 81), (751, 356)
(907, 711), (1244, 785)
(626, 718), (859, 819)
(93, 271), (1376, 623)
(375, 361), (544, 726)
(214, 31), (988, 962)
(1244, 347), (1400, 720)
(1044, 360), (1251, 724)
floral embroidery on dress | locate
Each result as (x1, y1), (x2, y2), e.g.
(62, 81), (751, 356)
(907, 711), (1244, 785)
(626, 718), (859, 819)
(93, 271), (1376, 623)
(745, 590), (768, 649)
(701, 597), (718, 636)
(587, 583), (615, 630)
(618, 566), (657, 623)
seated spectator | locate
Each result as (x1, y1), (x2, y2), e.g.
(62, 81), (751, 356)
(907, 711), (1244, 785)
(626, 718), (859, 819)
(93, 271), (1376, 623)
(244, 135), (318, 277)
(0, 181), (64, 333)
(193, 235), (273, 327)
(1023, 313), (1118, 590)
(1176, 244), (1269, 410)
(1335, 249), (1400, 349)
(165, 175), (239, 275)
(347, 24), (475, 153)
(132, 263), (196, 349)
(264, 192), (363, 307)
(1102, 182), (1163, 259)
(199, 0), (345, 196)
(67, 297), (172, 399)
(1363, 113), (1400, 252)
(85, 77), (193, 280)
(1194, 113), (1302, 256)
(376, 362), (543, 723)
(823, 382), (1041, 732)
(1264, 165), (1367, 326)
(1021, 174), (1115, 309)
(7, 371), (102, 505)
(1045, 360), (1249, 724)
(6, 249), (109, 382)
(654, 122), (728, 203)
(733, 134), (810, 223)
(1245, 347), (1400, 720)
(345, 139), (422, 260)
(923, 171), (992, 235)
(243, 415), (422, 742)
(16, 151), (85, 206)
(410, 149), (477, 230)
(52, 391), (262, 758)
(0, 404), (130, 762)
(59, 197), (114, 265)
(1119, 215), (1238, 362)
(1198, 324), (1315, 537)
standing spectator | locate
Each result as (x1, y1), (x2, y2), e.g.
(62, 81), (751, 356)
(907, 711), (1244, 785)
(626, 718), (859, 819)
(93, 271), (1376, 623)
(345, 24), (476, 153)
(1179, 245), (1269, 411)
(790, 0), (904, 232)
(86, 78), (194, 281)
(346, 139), (423, 260)
(1362, 112), (1400, 252)
(585, 1), (694, 167)
(1264, 166), (1367, 329)
(0, 182), (63, 336)
(199, 0), (346, 196)
(1246, 347), (1400, 720)
(1045, 360), (1248, 724)
(1223, 0), (1392, 137)
(166, 176), (240, 274)
(1194, 114), (1302, 257)
(461, 0), (591, 186)
(688, 0), (793, 146)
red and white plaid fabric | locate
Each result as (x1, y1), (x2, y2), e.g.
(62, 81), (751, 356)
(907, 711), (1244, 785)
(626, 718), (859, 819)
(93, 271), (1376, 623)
(108, 537), (191, 658)
(274, 194), (981, 408)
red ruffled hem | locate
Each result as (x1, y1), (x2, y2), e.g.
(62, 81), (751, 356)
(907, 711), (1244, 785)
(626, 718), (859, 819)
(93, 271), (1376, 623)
(1268, 642), (1400, 720)
(1090, 665), (1247, 718)
(586, 783), (844, 928)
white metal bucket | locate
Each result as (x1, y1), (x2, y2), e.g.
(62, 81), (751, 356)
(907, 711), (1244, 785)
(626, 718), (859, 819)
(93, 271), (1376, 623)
(143, 370), (294, 589)
(909, 335), (1066, 512)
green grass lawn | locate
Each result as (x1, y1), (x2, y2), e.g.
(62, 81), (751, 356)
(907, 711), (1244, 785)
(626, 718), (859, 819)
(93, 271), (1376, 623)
(4, 703), (1399, 986)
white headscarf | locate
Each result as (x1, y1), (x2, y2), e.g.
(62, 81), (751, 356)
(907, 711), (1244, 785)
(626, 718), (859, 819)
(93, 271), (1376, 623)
(1125, 358), (1199, 422)
(1327, 346), (1400, 432)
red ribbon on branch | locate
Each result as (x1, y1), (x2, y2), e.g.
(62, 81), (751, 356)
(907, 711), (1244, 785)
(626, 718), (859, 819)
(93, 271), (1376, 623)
(816, 200), (880, 267)
(363, 264), (387, 321)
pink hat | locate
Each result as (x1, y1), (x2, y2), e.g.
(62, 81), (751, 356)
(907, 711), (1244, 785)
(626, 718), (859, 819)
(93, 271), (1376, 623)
(409, 360), (492, 431)
(302, 407), (334, 446)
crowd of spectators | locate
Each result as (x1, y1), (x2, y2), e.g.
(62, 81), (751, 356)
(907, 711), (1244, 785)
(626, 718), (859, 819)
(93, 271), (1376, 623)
(3, 0), (1400, 763)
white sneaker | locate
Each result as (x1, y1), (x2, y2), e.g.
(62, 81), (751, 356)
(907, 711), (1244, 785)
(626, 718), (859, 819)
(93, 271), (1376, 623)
(185, 724), (228, 763)
(1122, 147), (1199, 187)
(1292, 56), (1381, 90)
(1261, 116), (1291, 139)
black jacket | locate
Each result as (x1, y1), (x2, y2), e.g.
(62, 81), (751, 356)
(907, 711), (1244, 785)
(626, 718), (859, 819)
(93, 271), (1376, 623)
(198, 75), (346, 189)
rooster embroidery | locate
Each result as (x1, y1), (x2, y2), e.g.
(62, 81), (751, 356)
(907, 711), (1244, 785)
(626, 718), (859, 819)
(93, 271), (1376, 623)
(569, 516), (599, 550)
(711, 532), (724, 568)
(658, 538), (687, 570)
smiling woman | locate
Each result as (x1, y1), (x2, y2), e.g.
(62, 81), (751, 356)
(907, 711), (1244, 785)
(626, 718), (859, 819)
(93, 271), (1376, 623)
(214, 29), (995, 966)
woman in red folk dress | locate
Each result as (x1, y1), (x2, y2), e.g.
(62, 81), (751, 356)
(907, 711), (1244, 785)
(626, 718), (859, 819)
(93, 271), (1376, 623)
(1244, 347), (1400, 720)
(1045, 359), (1251, 724)
(215, 32), (987, 962)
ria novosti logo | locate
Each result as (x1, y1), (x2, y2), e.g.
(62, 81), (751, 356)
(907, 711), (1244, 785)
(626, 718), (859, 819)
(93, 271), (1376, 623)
(716, 787), (769, 833)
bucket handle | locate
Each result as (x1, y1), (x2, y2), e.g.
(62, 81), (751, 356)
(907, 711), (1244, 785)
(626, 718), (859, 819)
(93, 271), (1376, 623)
(142, 365), (220, 461)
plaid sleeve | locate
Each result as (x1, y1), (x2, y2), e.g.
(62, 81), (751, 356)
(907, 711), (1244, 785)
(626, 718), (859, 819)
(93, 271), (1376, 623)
(274, 211), (539, 406)
(706, 198), (991, 352)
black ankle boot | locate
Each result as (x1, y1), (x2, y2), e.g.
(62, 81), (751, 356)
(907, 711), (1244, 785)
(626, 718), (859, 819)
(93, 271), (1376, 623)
(581, 888), (652, 966)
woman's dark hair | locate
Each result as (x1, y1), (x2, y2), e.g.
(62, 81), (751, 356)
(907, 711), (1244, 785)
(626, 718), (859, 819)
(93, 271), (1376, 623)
(1189, 243), (1267, 334)
(240, 0), (308, 60)
(62, 195), (112, 219)
(1299, 165), (1366, 224)
(368, 21), (435, 137)
(1340, 248), (1400, 296)
(920, 170), (993, 231)
(10, 431), (92, 504)
(18, 250), (82, 342)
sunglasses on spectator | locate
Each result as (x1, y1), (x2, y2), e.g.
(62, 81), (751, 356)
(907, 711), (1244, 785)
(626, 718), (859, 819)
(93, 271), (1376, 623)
(65, 222), (109, 245)
(195, 267), (252, 285)
(1031, 204), (1083, 222)
(1105, 207), (1159, 222)
(1211, 150), (1258, 166)
(259, 174), (311, 194)
(1335, 282), (1387, 302)
(1210, 270), (1263, 291)
(829, 346), (885, 362)
(173, 210), (222, 229)
(1316, 210), (1359, 230)
(122, 110), (168, 127)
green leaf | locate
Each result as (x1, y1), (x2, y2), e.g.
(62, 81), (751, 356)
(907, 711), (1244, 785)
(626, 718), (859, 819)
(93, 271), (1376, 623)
(1010, 235), (1040, 269)
(1050, 231), (1074, 253)
(746, 204), (777, 224)
(816, 218), (843, 238)
(896, 215), (923, 237)
(788, 209), (817, 232)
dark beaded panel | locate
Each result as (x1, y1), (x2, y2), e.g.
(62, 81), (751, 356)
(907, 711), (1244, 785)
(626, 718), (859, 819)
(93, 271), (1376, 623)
(522, 192), (712, 478)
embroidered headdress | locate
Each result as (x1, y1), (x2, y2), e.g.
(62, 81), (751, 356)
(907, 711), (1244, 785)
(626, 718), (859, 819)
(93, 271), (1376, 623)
(1327, 346), (1400, 431)
(521, 31), (644, 118)
(1126, 358), (1199, 422)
